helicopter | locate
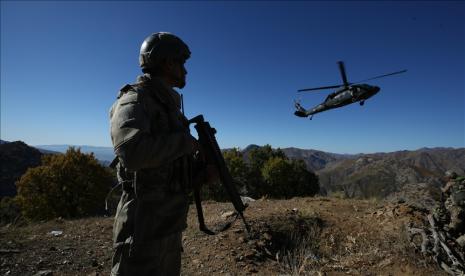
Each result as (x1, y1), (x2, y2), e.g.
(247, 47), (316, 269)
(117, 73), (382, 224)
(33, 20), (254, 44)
(294, 61), (407, 119)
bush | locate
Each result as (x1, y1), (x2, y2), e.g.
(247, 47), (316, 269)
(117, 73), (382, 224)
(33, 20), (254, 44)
(262, 157), (319, 198)
(196, 145), (319, 201)
(247, 145), (287, 197)
(15, 147), (113, 220)
(261, 157), (293, 197)
(0, 197), (20, 225)
(223, 148), (249, 194)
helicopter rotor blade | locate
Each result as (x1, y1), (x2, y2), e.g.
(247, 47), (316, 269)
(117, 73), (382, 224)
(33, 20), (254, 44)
(353, 69), (407, 84)
(298, 85), (342, 92)
(338, 61), (349, 87)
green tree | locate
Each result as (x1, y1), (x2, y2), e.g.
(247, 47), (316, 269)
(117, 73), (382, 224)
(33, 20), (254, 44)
(223, 148), (248, 192)
(248, 144), (286, 170)
(261, 156), (294, 198)
(289, 159), (319, 197)
(247, 145), (288, 197)
(199, 145), (319, 201)
(16, 147), (113, 220)
(262, 157), (319, 199)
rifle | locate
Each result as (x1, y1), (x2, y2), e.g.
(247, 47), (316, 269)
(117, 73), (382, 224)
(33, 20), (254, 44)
(189, 115), (250, 235)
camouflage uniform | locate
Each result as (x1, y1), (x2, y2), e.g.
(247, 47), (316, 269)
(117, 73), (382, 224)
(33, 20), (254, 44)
(436, 171), (465, 235)
(445, 178), (465, 234)
(109, 73), (196, 276)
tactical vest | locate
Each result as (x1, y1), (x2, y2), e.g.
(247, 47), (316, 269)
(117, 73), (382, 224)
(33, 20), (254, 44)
(111, 76), (192, 195)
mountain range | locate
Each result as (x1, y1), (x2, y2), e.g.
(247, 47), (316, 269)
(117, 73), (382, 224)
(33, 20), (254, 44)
(34, 144), (115, 162)
(315, 147), (465, 201)
(240, 145), (465, 203)
(1, 140), (464, 202)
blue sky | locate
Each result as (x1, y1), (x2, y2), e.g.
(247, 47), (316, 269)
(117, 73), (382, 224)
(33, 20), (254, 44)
(1, 1), (464, 154)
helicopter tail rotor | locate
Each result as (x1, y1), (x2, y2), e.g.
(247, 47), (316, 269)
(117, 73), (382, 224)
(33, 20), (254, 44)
(294, 99), (305, 112)
(294, 99), (308, 117)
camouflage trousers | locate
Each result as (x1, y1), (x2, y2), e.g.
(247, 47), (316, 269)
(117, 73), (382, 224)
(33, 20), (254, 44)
(111, 190), (184, 276)
(111, 231), (182, 276)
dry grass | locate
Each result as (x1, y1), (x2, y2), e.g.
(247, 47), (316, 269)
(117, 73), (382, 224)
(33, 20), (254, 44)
(278, 231), (321, 275)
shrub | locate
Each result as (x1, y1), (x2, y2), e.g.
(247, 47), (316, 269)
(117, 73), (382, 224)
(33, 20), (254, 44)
(262, 157), (319, 198)
(223, 149), (248, 183)
(199, 145), (319, 201)
(247, 145), (287, 197)
(15, 147), (113, 220)
(0, 197), (20, 225)
(261, 157), (294, 197)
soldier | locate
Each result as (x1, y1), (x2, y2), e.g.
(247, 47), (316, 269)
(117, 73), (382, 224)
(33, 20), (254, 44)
(442, 170), (465, 235)
(109, 32), (202, 276)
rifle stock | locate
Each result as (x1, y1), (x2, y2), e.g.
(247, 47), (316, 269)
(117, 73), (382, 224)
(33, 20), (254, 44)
(189, 115), (250, 234)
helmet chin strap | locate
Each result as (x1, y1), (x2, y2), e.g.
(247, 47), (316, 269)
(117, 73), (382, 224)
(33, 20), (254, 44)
(181, 94), (184, 115)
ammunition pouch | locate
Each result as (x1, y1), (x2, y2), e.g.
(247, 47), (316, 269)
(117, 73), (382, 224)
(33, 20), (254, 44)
(121, 155), (193, 197)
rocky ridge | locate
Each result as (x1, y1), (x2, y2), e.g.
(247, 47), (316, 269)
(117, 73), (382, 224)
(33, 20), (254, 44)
(316, 148), (465, 201)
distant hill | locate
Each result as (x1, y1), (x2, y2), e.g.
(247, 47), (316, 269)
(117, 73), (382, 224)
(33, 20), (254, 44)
(281, 147), (356, 172)
(0, 141), (42, 197)
(316, 147), (465, 199)
(35, 147), (61, 155)
(0, 140), (9, 145)
(11, 142), (464, 201)
(240, 144), (355, 172)
(239, 145), (465, 201)
(35, 145), (115, 162)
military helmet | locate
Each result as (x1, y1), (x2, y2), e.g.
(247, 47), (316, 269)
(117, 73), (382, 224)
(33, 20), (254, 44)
(139, 32), (191, 72)
(445, 170), (458, 179)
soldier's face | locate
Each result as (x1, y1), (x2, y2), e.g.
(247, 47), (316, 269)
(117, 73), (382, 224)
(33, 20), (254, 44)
(170, 59), (187, 89)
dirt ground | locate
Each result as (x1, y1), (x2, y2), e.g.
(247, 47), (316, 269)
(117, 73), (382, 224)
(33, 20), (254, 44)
(0, 196), (446, 275)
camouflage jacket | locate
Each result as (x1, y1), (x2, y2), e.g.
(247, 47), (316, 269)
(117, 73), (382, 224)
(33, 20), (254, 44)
(109, 74), (196, 238)
(444, 178), (465, 207)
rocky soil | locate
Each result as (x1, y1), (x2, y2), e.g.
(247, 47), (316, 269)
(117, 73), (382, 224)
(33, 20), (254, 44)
(0, 197), (447, 275)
